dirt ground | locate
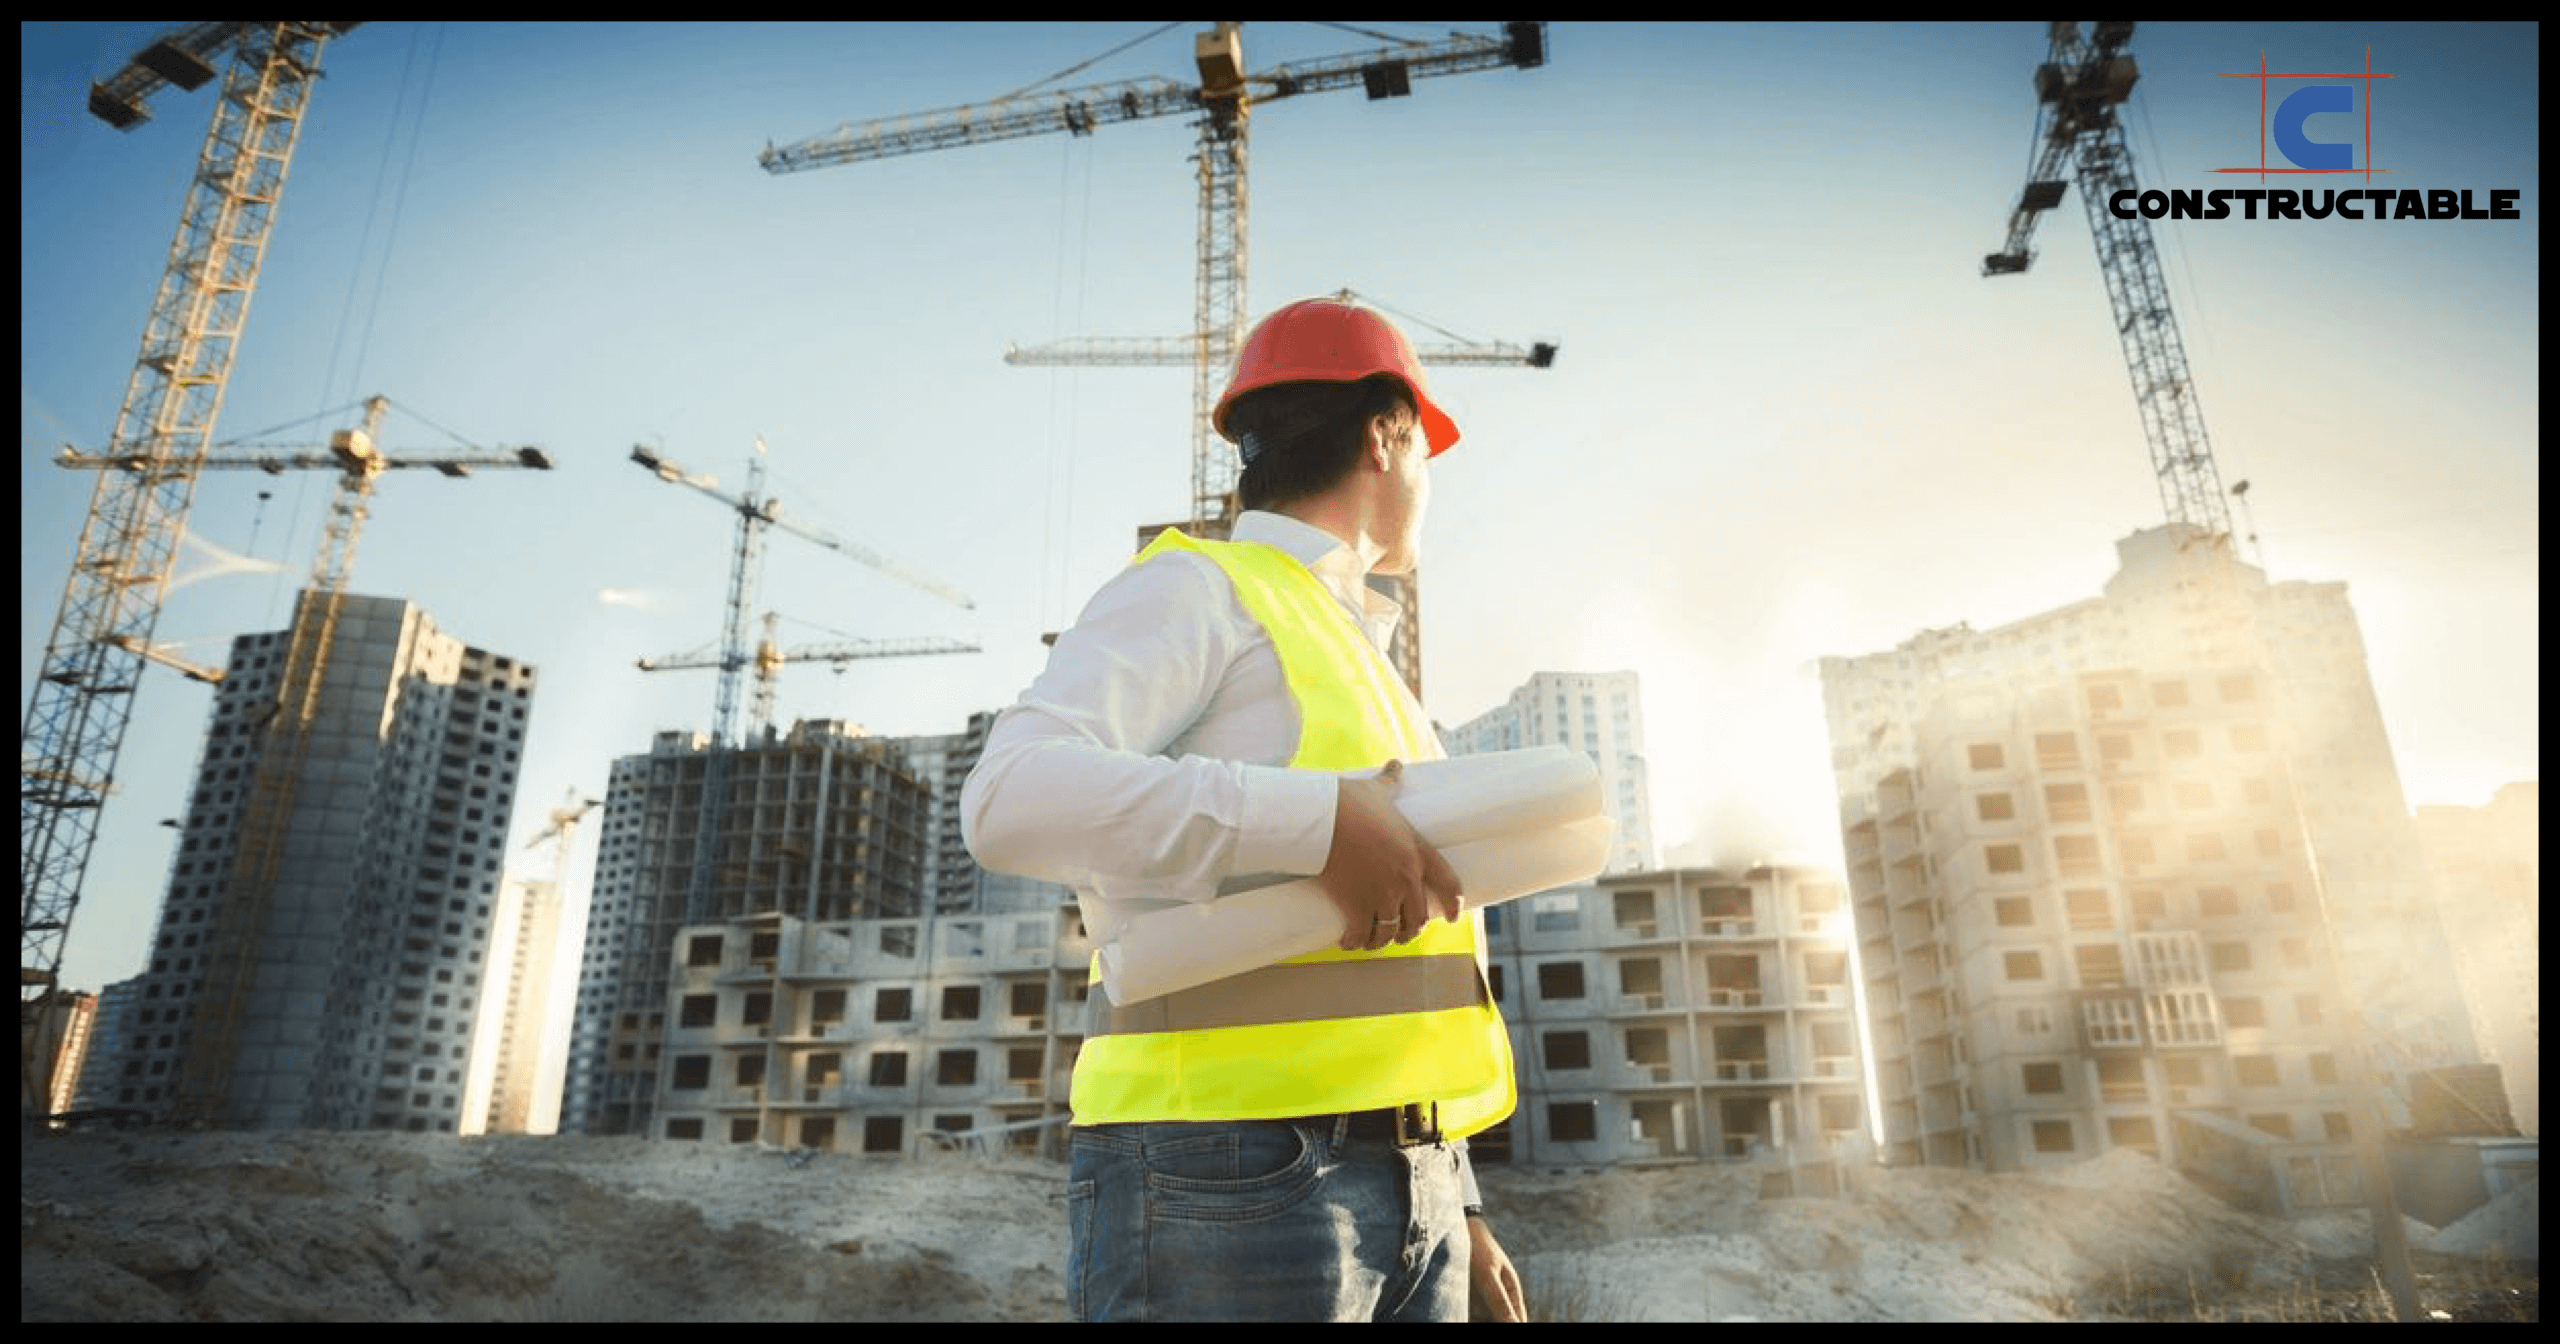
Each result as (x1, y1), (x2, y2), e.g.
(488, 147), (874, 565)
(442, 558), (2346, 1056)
(18, 1127), (2537, 1322)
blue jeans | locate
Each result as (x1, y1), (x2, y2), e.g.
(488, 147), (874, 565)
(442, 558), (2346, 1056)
(1066, 1116), (1471, 1321)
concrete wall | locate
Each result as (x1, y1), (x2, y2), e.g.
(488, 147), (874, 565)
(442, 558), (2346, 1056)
(1483, 865), (1868, 1185)
(653, 907), (1089, 1158)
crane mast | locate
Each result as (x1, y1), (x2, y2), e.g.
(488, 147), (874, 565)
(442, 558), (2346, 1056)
(1982, 20), (2231, 541)
(1192, 25), (1251, 530)
(22, 22), (356, 1122)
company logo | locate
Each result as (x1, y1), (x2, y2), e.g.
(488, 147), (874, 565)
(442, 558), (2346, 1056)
(2216, 47), (2394, 179)
(2106, 45), (2522, 223)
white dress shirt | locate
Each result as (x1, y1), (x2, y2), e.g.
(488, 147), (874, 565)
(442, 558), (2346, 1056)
(966, 512), (1489, 1203)
(960, 510), (1426, 947)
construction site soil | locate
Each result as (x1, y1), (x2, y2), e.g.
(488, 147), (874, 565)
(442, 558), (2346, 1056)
(19, 1127), (2536, 1322)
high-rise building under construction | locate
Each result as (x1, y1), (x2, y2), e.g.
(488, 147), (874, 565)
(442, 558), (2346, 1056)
(1819, 526), (2478, 1181)
(100, 592), (536, 1131)
(558, 721), (934, 1137)
(471, 871), (567, 1135)
(559, 712), (1084, 1144)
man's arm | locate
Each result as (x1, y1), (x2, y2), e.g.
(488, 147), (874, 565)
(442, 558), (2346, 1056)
(1455, 1143), (1525, 1320)
(1467, 1216), (1527, 1321)
(961, 552), (1337, 897)
(962, 551), (1460, 949)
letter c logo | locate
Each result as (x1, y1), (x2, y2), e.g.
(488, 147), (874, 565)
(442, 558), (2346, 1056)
(2273, 85), (2354, 171)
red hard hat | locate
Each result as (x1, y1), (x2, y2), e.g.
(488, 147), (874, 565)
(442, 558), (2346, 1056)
(1212, 297), (1460, 456)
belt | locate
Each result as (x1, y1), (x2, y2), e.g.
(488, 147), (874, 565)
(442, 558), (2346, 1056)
(1302, 1102), (1442, 1148)
(1079, 1106), (1447, 1147)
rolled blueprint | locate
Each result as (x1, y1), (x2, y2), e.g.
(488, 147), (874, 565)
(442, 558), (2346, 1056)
(1387, 745), (1603, 850)
(1100, 816), (1614, 1004)
(1097, 746), (1615, 1005)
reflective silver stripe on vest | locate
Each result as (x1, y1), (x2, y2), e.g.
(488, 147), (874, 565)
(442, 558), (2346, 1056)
(1092, 952), (1490, 1037)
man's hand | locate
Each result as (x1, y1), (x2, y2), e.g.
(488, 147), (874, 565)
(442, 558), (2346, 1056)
(1316, 760), (1464, 952)
(1467, 1215), (1527, 1322)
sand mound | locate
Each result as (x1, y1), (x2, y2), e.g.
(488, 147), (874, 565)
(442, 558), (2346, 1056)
(19, 1128), (2526, 1321)
(1479, 1148), (2304, 1321)
(21, 1129), (1064, 1322)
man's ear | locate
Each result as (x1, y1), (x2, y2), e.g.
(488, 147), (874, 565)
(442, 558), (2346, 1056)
(1364, 414), (1398, 471)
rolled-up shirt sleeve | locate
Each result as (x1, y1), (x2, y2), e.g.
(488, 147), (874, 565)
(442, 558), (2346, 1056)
(960, 551), (1337, 899)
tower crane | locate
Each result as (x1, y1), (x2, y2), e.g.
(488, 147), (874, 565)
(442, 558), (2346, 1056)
(639, 611), (978, 744)
(760, 22), (1552, 535)
(22, 21), (359, 1122)
(70, 395), (553, 1126)
(1980, 20), (2233, 542)
(57, 393), (552, 695)
(524, 790), (603, 884)
(626, 441), (975, 925)
(59, 395), (556, 648)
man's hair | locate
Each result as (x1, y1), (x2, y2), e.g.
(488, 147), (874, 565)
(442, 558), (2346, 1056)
(1228, 373), (1415, 514)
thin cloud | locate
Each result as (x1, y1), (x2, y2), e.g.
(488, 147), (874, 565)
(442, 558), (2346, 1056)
(166, 528), (288, 593)
(596, 587), (669, 611)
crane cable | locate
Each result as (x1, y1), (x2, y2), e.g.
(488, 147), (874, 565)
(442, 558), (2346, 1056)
(268, 21), (444, 626)
(1306, 22), (1433, 49)
(980, 24), (1154, 627)
(1003, 20), (1438, 105)
(1332, 288), (1481, 348)
(1042, 130), (1097, 632)
(218, 398), (487, 453)
(337, 21), (442, 415)
(997, 21), (1184, 100)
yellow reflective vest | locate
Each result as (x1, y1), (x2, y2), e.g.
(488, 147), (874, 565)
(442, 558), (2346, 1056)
(1069, 528), (1516, 1140)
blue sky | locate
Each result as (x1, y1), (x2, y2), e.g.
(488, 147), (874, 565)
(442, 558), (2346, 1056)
(22, 22), (2539, 996)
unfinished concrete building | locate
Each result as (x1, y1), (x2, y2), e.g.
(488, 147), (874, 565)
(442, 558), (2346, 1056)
(649, 906), (1090, 1155)
(1481, 865), (1869, 1188)
(1820, 525), (2480, 1193)
(99, 592), (534, 1131)
(644, 866), (1868, 1174)
(559, 721), (932, 1137)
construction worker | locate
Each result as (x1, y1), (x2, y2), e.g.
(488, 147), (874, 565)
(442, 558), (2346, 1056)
(962, 296), (1528, 1322)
